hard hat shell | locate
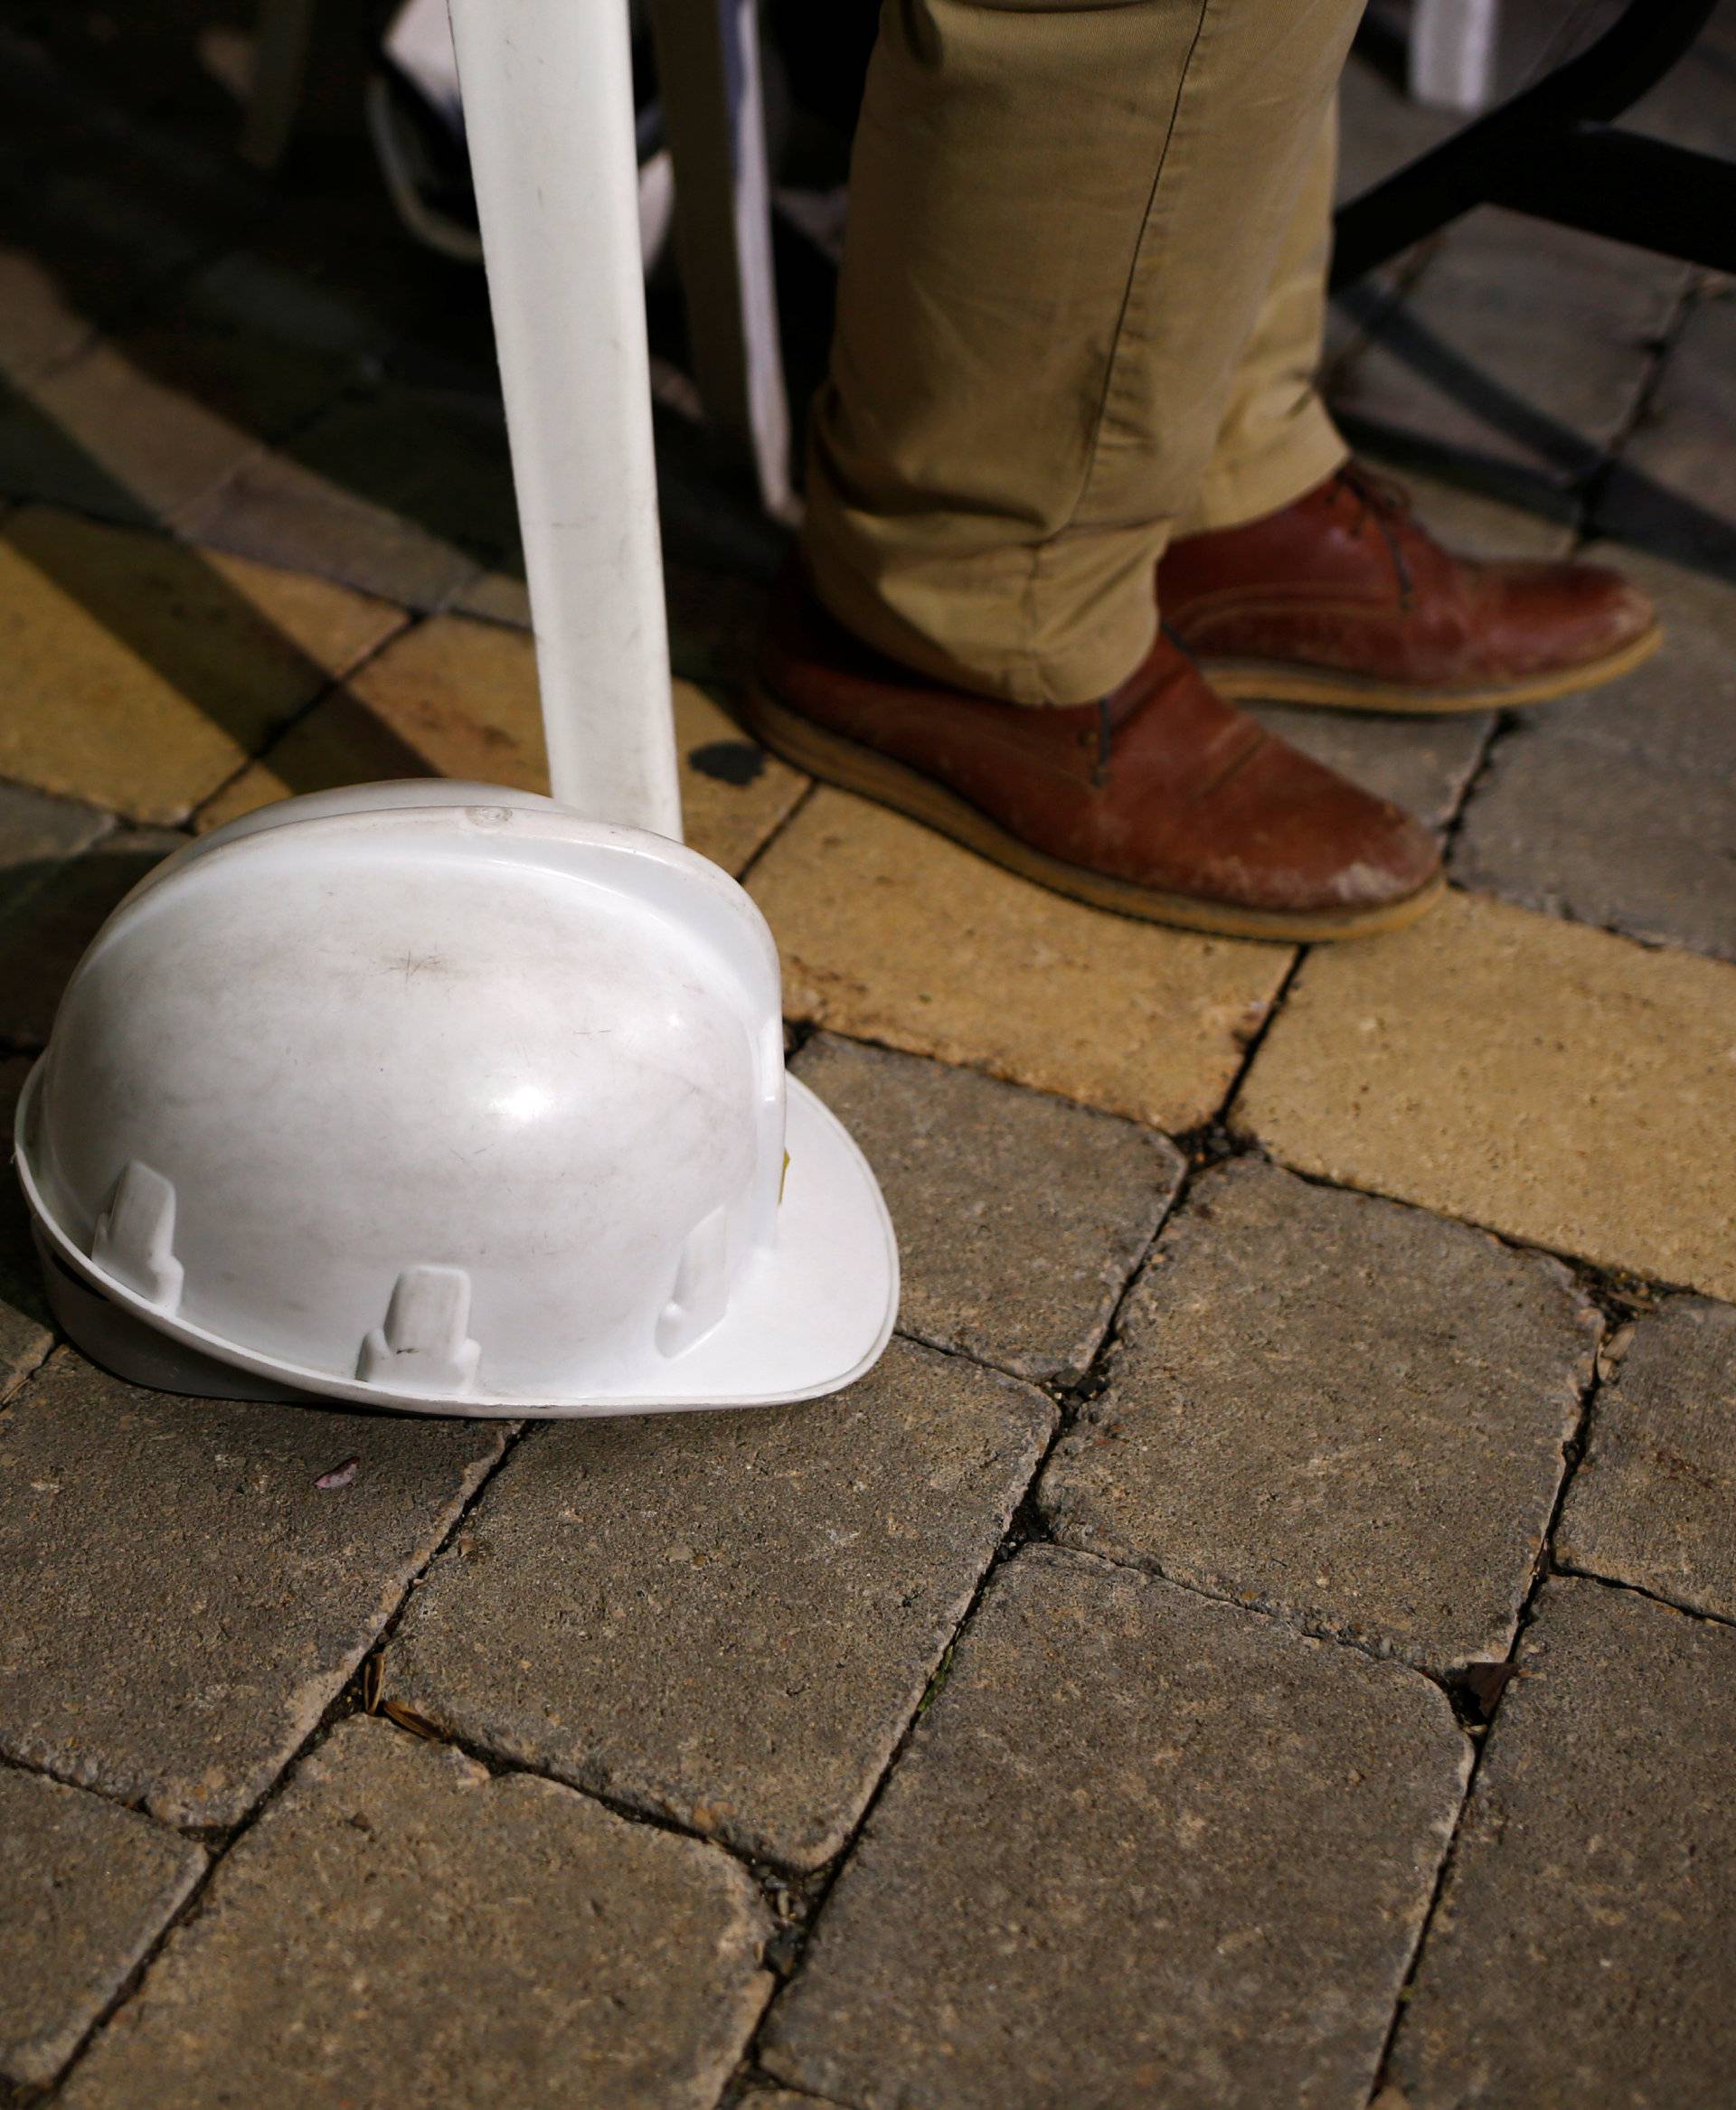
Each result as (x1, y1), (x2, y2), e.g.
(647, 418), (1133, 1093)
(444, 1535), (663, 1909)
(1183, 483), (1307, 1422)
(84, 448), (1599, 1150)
(14, 783), (897, 1415)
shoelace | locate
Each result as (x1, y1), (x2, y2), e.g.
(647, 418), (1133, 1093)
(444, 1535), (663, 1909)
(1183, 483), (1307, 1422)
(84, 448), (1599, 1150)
(1332, 462), (1418, 610)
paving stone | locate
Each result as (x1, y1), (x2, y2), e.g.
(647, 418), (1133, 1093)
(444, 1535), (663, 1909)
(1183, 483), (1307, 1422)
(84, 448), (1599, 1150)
(1335, 51), (1459, 206)
(1332, 212), (1690, 504)
(1560, 546), (1736, 785)
(1233, 888), (1736, 1302)
(59, 1715), (770, 2110)
(1453, 717), (1736, 960)
(1391, 471), (1579, 562)
(1597, 288), (1736, 571)
(0, 506), (405, 822)
(0, 322), (356, 527)
(0, 253), (99, 390)
(750, 788), (1292, 1132)
(0, 826), (185, 1047)
(1248, 705), (1489, 834)
(1041, 1158), (1596, 1671)
(1452, 544), (1736, 958)
(0, 1352), (504, 1828)
(0, 168), (209, 391)
(793, 1033), (1182, 1380)
(0, 777), (111, 909)
(385, 1338), (1053, 1872)
(0, 1768), (204, 2087)
(200, 613), (807, 874)
(1624, 0), (1736, 156)
(1323, 59), (1459, 380)
(178, 389), (519, 609)
(1557, 1296), (1736, 1623)
(174, 248), (402, 367)
(764, 1546), (1468, 2110)
(1389, 1578), (1736, 2109)
(0, 1058), (52, 1399)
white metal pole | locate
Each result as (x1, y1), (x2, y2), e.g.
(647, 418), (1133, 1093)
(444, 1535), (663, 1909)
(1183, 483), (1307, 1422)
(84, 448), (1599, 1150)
(1410, 0), (1502, 115)
(446, 0), (683, 839)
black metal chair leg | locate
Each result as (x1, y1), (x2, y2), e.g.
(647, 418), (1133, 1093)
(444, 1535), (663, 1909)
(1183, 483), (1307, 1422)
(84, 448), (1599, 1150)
(1332, 0), (1734, 287)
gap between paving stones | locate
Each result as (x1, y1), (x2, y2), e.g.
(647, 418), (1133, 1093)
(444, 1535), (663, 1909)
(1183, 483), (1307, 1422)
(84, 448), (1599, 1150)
(1355, 1265), (1643, 2104)
(1437, 268), (1709, 893)
(7, 52), (1729, 2094)
(10, 280), (1726, 2097)
(14, 753), (1722, 2103)
(722, 1097), (1734, 2104)
(13, 1400), (533, 2099)
(14, 1014), (1722, 2107)
(181, 602), (431, 832)
(1552, 1561), (1736, 1636)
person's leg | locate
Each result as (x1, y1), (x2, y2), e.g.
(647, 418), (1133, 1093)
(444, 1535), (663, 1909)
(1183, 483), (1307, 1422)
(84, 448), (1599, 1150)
(1176, 104), (1347, 538)
(748, 0), (1442, 942)
(1159, 105), (1658, 711)
(800, 0), (1365, 709)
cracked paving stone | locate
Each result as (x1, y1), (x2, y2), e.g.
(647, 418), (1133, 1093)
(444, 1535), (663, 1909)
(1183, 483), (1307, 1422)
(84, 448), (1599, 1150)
(749, 787), (1291, 1131)
(793, 1033), (1182, 1381)
(1389, 1578), (1736, 2109)
(1232, 888), (1736, 1303)
(764, 1545), (1468, 2110)
(0, 1768), (203, 2089)
(1557, 1295), (1736, 1624)
(0, 1352), (504, 1829)
(383, 1337), (1054, 1872)
(1039, 1158), (1596, 1671)
(58, 1715), (770, 2110)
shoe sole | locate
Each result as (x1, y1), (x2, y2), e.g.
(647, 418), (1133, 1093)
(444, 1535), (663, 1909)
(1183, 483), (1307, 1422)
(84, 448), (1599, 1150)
(741, 679), (1446, 944)
(1197, 619), (1662, 715)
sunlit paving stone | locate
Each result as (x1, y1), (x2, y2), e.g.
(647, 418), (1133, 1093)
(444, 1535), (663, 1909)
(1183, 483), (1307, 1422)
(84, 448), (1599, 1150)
(1234, 888), (1736, 1301)
(201, 612), (806, 876)
(750, 787), (1292, 1132)
(0, 506), (403, 823)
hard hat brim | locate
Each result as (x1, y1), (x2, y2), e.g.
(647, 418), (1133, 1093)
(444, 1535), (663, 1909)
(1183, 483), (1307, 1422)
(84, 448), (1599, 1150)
(16, 1067), (898, 1417)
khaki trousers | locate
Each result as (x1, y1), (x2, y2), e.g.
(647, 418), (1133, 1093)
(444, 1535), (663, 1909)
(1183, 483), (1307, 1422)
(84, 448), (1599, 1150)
(802, 0), (1360, 707)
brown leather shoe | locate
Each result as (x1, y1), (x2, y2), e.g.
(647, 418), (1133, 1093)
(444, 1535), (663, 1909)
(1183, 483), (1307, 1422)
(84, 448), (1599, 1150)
(1158, 463), (1660, 713)
(744, 566), (1442, 942)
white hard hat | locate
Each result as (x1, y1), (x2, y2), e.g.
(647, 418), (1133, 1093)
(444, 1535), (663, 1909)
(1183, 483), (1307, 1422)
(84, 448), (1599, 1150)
(14, 783), (897, 1416)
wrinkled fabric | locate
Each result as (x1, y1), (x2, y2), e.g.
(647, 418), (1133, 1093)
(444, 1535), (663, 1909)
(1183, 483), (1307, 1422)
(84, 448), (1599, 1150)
(803, 0), (1358, 705)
